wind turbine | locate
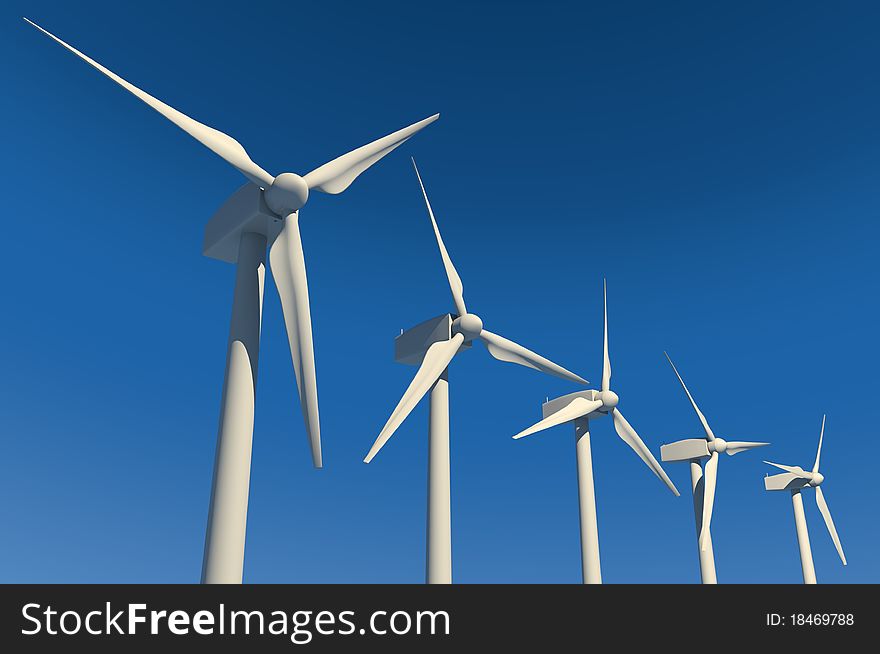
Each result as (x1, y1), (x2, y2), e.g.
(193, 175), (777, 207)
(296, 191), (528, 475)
(26, 19), (438, 584)
(512, 281), (679, 584)
(659, 353), (768, 583)
(364, 160), (587, 584)
(764, 415), (846, 584)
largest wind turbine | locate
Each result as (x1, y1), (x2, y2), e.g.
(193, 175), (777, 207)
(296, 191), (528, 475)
(365, 160), (587, 584)
(26, 19), (438, 583)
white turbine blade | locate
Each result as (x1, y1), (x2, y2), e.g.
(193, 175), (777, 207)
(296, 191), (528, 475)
(724, 441), (770, 455)
(814, 486), (847, 566)
(601, 279), (611, 392)
(611, 408), (680, 496)
(513, 398), (603, 440)
(663, 352), (716, 441)
(304, 114), (439, 194)
(412, 159), (466, 316)
(24, 18), (275, 189)
(813, 414), (826, 473)
(479, 330), (588, 385)
(763, 461), (812, 478)
(365, 333), (464, 463)
(269, 214), (321, 468)
(699, 451), (719, 551)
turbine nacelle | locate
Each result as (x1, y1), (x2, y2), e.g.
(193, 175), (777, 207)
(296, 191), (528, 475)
(452, 313), (484, 341)
(264, 172), (310, 215)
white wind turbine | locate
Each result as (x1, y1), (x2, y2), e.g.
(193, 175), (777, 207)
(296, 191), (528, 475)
(764, 415), (846, 584)
(512, 282), (679, 584)
(659, 353), (768, 583)
(364, 160), (588, 584)
(26, 19), (438, 584)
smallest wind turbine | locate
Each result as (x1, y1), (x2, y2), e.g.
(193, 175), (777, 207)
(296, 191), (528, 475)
(660, 353), (768, 583)
(764, 415), (846, 584)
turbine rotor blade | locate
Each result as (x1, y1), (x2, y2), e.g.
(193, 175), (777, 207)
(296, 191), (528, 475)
(364, 333), (465, 463)
(412, 159), (466, 316)
(513, 398), (603, 440)
(602, 279), (611, 392)
(269, 214), (322, 467)
(763, 461), (812, 478)
(724, 441), (770, 455)
(479, 330), (588, 385)
(813, 414), (826, 473)
(304, 114), (439, 194)
(663, 352), (716, 441)
(24, 18), (275, 188)
(611, 408), (680, 496)
(814, 486), (847, 566)
(699, 451), (719, 551)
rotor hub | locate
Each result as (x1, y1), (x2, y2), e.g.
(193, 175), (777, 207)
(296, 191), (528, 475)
(710, 438), (728, 454)
(810, 472), (824, 487)
(264, 172), (309, 215)
(452, 313), (483, 341)
(599, 389), (619, 410)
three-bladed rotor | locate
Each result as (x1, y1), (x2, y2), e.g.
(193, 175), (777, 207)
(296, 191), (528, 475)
(364, 161), (588, 463)
(663, 353), (768, 550)
(511, 281), (680, 496)
(26, 18), (438, 468)
(764, 415), (846, 566)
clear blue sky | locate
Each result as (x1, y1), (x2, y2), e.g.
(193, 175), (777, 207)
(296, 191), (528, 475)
(1, 1), (877, 583)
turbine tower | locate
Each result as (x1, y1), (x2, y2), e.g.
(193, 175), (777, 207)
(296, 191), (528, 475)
(511, 281), (679, 584)
(660, 353), (768, 583)
(26, 19), (438, 583)
(764, 415), (846, 584)
(364, 160), (587, 584)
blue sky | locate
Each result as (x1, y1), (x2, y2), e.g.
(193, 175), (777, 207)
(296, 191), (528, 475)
(1, 1), (877, 583)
